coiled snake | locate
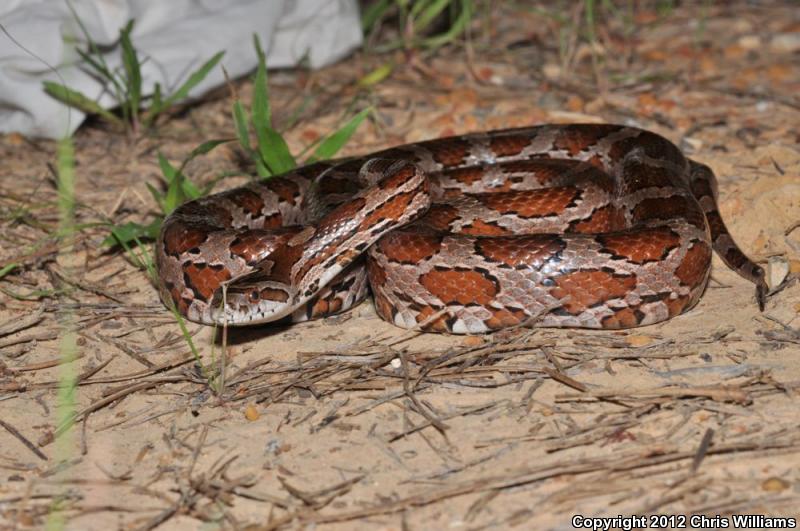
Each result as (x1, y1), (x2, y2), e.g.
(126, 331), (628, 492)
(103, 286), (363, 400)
(155, 124), (766, 333)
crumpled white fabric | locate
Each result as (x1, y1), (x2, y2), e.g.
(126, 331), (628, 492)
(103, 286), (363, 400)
(0, 0), (362, 138)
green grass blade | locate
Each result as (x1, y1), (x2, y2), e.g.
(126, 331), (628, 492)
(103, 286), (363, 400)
(251, 35), (271, 127)
(75, 48), (124, 95)
(308, 108), (371, 162)
(102, 219), (161, 247)
(157, 152), (177, 181)
(119, 20), (142, 121)
(43, 81), (122, 125)
(158, 154), (185, 214)
(56, 136), (76, 240)
(161, 51), (225, 109)
(256, 126), (296, 175)
(180, 178), (201, 200)
(358, 63), (394, 88)
(65, 0), (125, 103)
(144, 82), (164, 126)
(178, 139), (232, 173)
(145, 182), (166, 212)
(412, 0), (451, 33)
(232, 101), (253, 150)
(361, 0), (393, 32)
(233, 100), (269, 177)
(420, 0), (472, 49)
(0, 263), (18, 279)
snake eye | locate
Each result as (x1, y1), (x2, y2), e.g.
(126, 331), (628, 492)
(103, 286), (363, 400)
(249, 290), (260, 302)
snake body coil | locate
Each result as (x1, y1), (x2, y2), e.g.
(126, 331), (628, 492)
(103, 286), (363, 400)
(156, 124), (766, 333)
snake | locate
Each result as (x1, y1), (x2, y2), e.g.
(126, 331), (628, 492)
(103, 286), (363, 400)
(155, 123), (767, 334)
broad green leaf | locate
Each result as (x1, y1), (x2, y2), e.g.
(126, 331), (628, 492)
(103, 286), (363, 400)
(102, 219), (161, 247)
(181, 179), (202, 200)
(164, 175), (183, 214)
(309, 108), (371, 162)
(42, 81), (122, 124)
(162, 51), (224, 109)
(256, 125), (296, 175)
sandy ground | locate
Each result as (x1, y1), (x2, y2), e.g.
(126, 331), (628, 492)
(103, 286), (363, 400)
(1, 2), (800, 529)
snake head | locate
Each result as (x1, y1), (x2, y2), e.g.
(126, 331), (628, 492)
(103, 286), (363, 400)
(209, 275), (299, 325)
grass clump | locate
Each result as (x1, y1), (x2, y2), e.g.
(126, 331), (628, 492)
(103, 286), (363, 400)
(43, 16), (224, 136)
(362, 0), (476, 53)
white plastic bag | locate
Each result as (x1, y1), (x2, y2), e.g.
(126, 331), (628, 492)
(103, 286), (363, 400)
(0, 0), (362, 138)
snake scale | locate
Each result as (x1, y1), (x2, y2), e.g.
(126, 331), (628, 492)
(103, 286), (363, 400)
(155, 123), (767, 334)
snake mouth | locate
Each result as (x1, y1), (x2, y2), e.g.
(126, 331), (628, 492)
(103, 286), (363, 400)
(209, 282), (297, 325)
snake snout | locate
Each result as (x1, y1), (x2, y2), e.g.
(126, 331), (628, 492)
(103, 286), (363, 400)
(209, 282), (297, 325)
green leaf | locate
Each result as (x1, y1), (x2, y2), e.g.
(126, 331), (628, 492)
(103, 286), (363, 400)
(145, 182), (165, 212)
(358, 63), (394, 87)
(0, 263), (18, 279)
(232, 101), (252, 152)
(162, 171), (184, 214)
(157, 152), (177, 182)
(119, 20), (142, 120)
(69, 7), (127, 101)
(361, 0), (392, 32)
(102, 219), (161, 247)
(256, 125), (296, 175)
(164, 177), (183, 214)
(309, 108), (371, 162)
(157, 152), (187, 214)
(161, 51), (225, 109)
(233, 101), (269, 177)
(412, 0), (451, 33)
(75, 48), (119, 88)
(145, 82), (164, 125)
(251, 35), (271, 127)
(179, 139), (232, 173)
(420, 0), (472, 49)
(42, 81), (122, 124)
(181, 178), (202, 200)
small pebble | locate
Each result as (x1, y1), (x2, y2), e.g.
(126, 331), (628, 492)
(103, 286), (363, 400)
(244, 404), (260, 421)
(542, 63), (561, 80)
(737, 35), (761, 50)
(761, 477), (790, 492)
(462, 335), (484, 347)
(770, 33), (800, 53)
(390, 357), (402, 369)
(681, 136), (703, 154)
(626, 335), (654, 347)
